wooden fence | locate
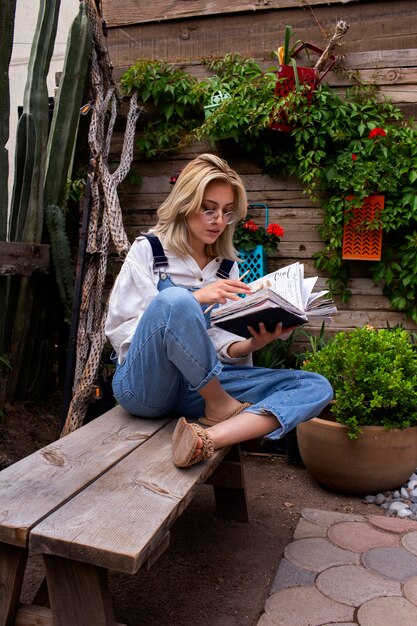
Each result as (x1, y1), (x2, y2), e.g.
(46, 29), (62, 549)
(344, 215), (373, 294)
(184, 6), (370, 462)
(103, 0), (417, 335)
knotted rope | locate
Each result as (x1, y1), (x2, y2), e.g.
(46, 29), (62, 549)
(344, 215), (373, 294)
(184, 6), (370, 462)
(61, 0), (141, 436)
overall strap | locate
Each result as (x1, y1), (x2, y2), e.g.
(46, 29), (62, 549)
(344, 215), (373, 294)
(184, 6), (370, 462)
(217, 259), (234, 279)
(143, 234), (168, 269)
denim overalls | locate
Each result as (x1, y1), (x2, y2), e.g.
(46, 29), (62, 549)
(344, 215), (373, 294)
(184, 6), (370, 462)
(111, 236), (333, 440)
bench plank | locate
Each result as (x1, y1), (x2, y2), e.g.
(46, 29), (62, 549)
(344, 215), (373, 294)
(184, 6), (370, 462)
(0, 406), (170, 547)
(30, 421), (231, 574)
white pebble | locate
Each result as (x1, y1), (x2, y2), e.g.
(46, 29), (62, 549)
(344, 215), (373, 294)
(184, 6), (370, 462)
(408, 480), (417, 490)
(398, 508), (413, 518)
(401, 487), (410, 499)
(389, 502), (410, 512)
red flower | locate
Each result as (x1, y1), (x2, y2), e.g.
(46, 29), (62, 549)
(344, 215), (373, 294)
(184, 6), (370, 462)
(369, 128), (386, 139)
(243, 220), (258, 232)
(266, 223), (284, 237)
(169, 169), (183, 185)
(345, 195), (355, 202)
(351, 153), (357, 161)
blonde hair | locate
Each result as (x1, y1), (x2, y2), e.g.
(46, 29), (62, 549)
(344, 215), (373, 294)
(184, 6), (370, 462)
(153, 153), (247, 260)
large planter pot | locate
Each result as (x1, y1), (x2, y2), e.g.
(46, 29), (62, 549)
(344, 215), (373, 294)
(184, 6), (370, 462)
(297, 414), (417, 495)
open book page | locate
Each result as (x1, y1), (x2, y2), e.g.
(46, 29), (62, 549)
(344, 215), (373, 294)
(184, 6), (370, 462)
(302, 276), (319, 308)
(248, 262), (305, 311)
(211, 288), (307, 323)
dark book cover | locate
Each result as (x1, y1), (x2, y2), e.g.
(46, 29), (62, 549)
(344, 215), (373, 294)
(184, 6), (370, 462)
(212, 307), (307, 338)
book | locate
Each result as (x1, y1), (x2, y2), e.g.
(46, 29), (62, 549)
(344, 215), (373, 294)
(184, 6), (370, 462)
(210, 262), (337, 338)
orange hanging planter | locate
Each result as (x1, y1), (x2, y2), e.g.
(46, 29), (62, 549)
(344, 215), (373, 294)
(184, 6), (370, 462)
(342, 195), (384, 261)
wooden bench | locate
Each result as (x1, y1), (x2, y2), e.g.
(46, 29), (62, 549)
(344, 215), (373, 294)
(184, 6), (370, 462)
(0, 405), (248, 626)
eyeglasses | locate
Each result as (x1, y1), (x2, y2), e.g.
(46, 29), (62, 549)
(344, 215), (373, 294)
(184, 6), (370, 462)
(200, 209), (238, 225)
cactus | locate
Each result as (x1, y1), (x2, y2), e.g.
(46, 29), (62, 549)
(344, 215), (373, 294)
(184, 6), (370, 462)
(20, 0), (61, 244)
(9, 113), (36, 241)
(6, 1), (61, 401)
(43, 1), (91, 321)
(45, 204), (74, 322)
(44, 1), (92, 210)
(0, 0), (17, 236)
(0, 0), (18, 407)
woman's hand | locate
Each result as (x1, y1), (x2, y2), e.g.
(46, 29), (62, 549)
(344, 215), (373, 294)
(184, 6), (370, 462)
(193, 278), (251, 306)
(227, 323), (301, 358)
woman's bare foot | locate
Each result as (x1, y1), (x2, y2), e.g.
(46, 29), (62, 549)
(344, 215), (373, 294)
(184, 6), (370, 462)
(197, 379), (251, 427)
(199, 400), (252, 427)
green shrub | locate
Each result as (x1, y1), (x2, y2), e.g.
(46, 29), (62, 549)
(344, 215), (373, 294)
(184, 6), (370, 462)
(301, 326), (417, 439)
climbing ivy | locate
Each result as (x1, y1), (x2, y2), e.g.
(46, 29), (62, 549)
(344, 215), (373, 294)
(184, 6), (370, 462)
(120, 54), (417, 323)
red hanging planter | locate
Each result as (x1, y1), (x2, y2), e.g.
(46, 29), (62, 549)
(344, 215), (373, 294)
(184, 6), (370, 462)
(342, 195), (384, 261)
(271, 43), (335, 133)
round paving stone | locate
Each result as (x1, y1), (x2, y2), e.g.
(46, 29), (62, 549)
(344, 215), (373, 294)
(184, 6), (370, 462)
(362, 546), (417, 581)
(301, 508), (364, 528)
(357, 596), (417, 626)
(403, 577), (417, 606)
(316, 564), (401, 606)
(328, 521), (399, 553)
(285, 538), (359, 573)
(262, 586), (354, 626)
(294, 517), (327, 539)
(402, 531), (417, 556)
(270, 558), (316, 593)
(368, 515), (417, 533)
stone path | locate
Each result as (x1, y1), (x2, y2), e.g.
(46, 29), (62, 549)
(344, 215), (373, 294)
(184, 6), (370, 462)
(257, 508), (417, 626)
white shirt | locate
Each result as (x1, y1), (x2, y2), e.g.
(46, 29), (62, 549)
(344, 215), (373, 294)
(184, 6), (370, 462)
(105, 236), (252, 366)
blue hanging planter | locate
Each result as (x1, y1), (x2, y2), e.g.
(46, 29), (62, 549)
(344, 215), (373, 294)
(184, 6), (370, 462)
(237, 204), (269, 282)
(238, 245), (267, 282)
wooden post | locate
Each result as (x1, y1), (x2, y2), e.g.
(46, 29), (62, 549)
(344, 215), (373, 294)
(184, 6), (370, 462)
(0, 543), (28, 626)
(207, 444), (249, 523)
(43, 554), (118, 626)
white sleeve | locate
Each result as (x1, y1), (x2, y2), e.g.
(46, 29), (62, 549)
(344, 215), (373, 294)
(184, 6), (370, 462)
(105, 239), (158, 362)
(207, 262), (253, 366)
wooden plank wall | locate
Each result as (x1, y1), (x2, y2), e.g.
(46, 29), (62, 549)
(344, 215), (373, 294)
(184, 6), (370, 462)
(104, 0), (417, 335)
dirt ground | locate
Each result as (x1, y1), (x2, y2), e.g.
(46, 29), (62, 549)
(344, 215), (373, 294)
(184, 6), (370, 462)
(0, 400), (378, 626)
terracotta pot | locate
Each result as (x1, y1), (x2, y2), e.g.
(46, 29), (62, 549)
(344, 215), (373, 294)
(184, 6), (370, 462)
(297, 414), (417, 495)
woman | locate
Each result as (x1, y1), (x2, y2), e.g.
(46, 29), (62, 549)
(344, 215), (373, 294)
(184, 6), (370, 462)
(105, 153), (333, 468)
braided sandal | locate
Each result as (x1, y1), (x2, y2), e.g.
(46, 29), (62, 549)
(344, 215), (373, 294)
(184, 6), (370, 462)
(172, 417), (215, 468)
(198, 401), (252, 427)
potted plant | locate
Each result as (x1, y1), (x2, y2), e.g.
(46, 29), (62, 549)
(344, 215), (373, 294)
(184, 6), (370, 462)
(297, 325), (417, 494)
(233, 207), (284, 281)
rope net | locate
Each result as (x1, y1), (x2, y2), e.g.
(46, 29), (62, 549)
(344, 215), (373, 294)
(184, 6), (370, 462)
(61, 0), (140, 436)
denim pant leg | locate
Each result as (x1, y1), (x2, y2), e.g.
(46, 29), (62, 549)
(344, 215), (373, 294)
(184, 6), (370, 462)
(112, 287), (222, 417)
(178, 365), (333, 440)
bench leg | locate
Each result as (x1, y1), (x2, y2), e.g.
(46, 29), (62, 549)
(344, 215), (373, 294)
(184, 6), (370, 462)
(43, 555), (117, 626)
(208, 444), (249, 523)
(0, 542), (28, 626)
